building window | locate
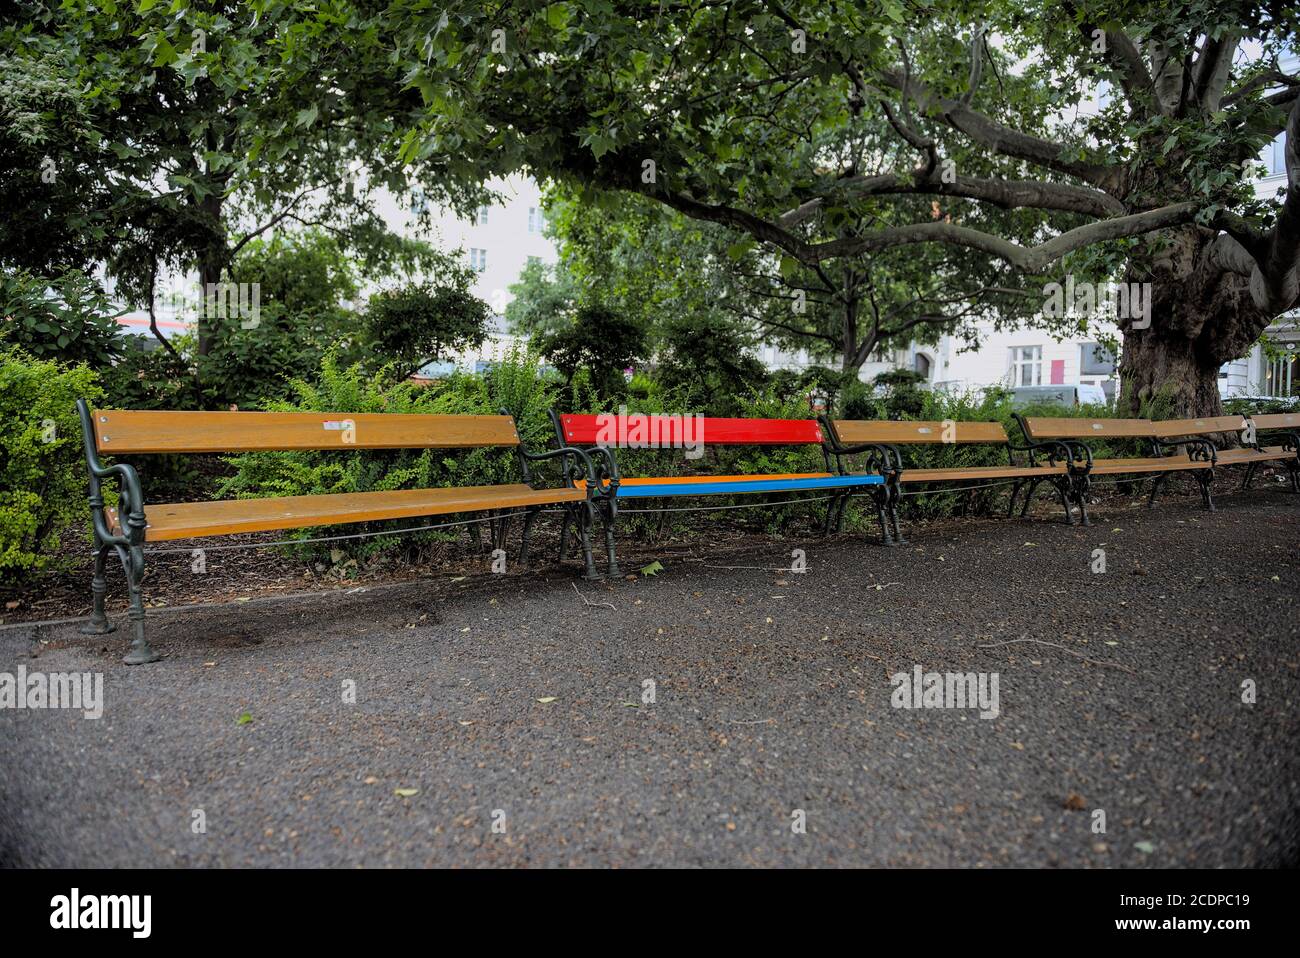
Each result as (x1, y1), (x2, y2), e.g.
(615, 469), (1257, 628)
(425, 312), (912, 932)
(476, 206), (489, 225)
(469, 248), (487, 272)
(528, 207), (546, 234)
(409, 189), (429, 215)
(1265, 134), (1286, 177)
(1264, 349), (1299, 397)
(1011, 345), (1043, 386)
(1079, 342), (1115, 376)
(913, 353), (931, 379)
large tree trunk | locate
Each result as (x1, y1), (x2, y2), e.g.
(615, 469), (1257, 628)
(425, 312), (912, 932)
(1118, 323), (1224, 418)
(1118, 227), (1273, 418)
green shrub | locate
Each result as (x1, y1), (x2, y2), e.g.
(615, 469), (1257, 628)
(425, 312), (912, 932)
(1225, 395), (1299, 415)
(0, 347), (101, 587)
(362, 280), (491, 381)
(101, 336), (202, 410)
(0, 268), (123, 368)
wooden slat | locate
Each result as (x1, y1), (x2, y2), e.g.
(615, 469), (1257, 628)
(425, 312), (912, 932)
(112, 484), (582, 541)
(1086, 457), (1210, 475)
(558, 414), (822, 446)
(1151, 416), (1245, 437)
(834, 419), (1007, 444)
(898, 463), (1066, 482)
(1024, 417), (1156, 439)
(1215, 446), (1296, 463)
(1251, 412), (1300, 430)
(91, 410), (519, 453)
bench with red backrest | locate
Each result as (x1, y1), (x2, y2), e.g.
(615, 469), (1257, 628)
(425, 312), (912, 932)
(550, 412), (888, 571)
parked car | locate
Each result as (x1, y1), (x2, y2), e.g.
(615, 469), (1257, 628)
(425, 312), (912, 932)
(1010, 383), (1108, 408)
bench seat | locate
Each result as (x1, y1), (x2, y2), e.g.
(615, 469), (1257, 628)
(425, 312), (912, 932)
(898, 463), (1067, 483)
(603, 472), (883, 498)
(1082, 456), (1212, 476)
(1214, 445), (1297, 465)
(110, 484), (586, 541)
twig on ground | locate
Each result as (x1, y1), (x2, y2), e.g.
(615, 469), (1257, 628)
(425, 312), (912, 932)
(975, 637), (1139, 674)
(572, 582), (616, 610)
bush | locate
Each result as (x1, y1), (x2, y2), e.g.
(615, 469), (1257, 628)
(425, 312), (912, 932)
(0, 347), (101, 587)
(362, 279), (490, 380)
(0, 268), (123, 368)
(217, 345), (557, 568)
(101, 336), (202, 410)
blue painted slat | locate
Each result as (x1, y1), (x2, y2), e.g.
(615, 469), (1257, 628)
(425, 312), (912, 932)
(611, 474), (883, 498)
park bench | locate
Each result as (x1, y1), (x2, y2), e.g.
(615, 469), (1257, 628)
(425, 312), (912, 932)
(819, 418), (1076, 543)
(550, 412), (886, 568)
(1012, 415), (1217, 523)
(1152, 414), (1297, 491)
(1235, 412), (1300, 492)
(75, 400), (601, 665)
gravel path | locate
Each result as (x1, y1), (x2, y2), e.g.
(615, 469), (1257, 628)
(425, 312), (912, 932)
(2, 488), (1297, 867)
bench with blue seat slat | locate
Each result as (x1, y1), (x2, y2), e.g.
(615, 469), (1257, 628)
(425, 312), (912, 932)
(549, 412), (892, 569)
(609, 473), (883, 498)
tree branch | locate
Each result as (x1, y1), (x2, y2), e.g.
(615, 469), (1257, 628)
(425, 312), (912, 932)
(808, 202), (1201, 272)
(874, 69), (1119, 189)
(778, 171), (1125, 227)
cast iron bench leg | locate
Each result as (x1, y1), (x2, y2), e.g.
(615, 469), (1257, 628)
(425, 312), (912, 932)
(79, 543), (116, 637)
(577, 503), (600, 580)
(119, 543), (158, 665)
(1052, 476), (1074, 525)
(601, 504), (620, 578)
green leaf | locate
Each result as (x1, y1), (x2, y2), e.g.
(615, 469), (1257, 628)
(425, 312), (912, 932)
(726, 237), (756, 261)
(547, 4), (572, 30)
(394, 787), (419, 797)
(236, 712), (253, 725)
(639, 560), (664, 577)
(295, 104), (319, 129)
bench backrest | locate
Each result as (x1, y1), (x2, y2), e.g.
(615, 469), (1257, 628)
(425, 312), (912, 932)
(556, 413), (822, 447)
(1150, 415), (1246, 438)
(832, 419), (1008, 445)
(1022, 417), (1156, 440)
(1251, 412), (1300, 431)
(88, 409), (520, 454)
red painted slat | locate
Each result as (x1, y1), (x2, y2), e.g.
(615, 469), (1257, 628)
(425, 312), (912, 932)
(559, 414), (823, 446)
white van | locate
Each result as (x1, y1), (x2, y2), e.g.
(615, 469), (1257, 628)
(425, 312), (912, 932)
(1010, 384), (1108, 408)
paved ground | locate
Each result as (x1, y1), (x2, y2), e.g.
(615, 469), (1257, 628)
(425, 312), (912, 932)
(2, 487), (1297, 867)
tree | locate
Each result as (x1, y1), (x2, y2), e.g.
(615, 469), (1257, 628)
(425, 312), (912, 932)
(350, 0), (1299, 416)
(363, 277), (491, 381)
(0, 1), (490, 371)
(536, 304), (650, 398)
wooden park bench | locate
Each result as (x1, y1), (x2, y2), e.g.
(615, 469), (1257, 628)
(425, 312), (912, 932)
(1236, 412), (1300, 492)
(550, 412), (886, 567)
(1152, 414), (1298, 491)
(1013, 415), (1217, 523)
(75, 400), (602, 664)
(819, 418), (1076, 543)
